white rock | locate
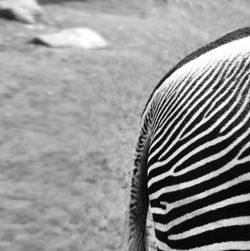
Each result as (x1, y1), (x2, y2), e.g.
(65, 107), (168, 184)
(0, 0), (43, 24)
(33, 28), (108, 49)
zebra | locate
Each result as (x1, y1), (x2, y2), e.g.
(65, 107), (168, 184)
(124, 27), (250, 251)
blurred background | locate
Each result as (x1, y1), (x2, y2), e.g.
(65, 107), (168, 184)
(0, 0), (250, 250)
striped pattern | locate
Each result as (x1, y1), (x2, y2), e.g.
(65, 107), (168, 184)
(144, 35), (250, 250)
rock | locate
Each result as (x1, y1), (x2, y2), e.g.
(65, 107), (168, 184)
(32, 28), (108, 49)
(0, 0), (43, 24)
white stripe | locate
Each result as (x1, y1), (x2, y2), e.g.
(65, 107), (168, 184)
(143, 35), (250, 122)
(140, 70), (183, 129)
(238, 140), (250, 160)
(148, 97), (250, 189)
(153, 62), (214, 131)
(148, 64), (250, 178)
(150, 206), (169, 215)
(155, 58), (244, 163)
(168, 216), (250, 240)
(149, 158), (243, 200)
(202, 57), (246, 118)
(150, 171), (250, 210)
(181, 57), (250, 139)
(148, 59), (223, 164)
(171, 75), (250, 176)
(154, 193), (250, 233)
(151, 65), (234, 166)
(151, 61), (212, 133)
(156, 240), (250, 251)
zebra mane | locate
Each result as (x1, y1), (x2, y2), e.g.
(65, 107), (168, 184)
(143, 27), (250, 116)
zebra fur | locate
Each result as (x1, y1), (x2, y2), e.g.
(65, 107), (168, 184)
(124, 27), (250, 251)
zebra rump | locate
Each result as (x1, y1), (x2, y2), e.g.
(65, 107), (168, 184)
(124, 27), (250, 251)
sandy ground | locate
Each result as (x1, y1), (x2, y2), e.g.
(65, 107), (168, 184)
(1, 0), (250, 250)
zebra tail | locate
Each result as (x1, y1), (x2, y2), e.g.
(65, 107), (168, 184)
(123, 126), (151, 251)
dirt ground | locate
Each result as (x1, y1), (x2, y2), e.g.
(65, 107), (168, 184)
(1, 0), (250, 250)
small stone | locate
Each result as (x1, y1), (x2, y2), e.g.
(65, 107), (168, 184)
(0, 0), (44, 24)
(32, 28), (108, 49)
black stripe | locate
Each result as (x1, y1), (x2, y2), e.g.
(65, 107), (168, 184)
(148, 112), (250, 190)
(169, 201), (250, 236)
(150, 161), (250, 204)
(152, 184), (250, 225)
(143, 27), (250, 117)
(171, 182), (250, 225)
(148, 57), (250, 173)
(148, 63), (221, 159)
(163, 225), (250, 249)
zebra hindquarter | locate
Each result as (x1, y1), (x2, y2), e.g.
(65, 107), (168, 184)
(125, 28), (250, 251)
